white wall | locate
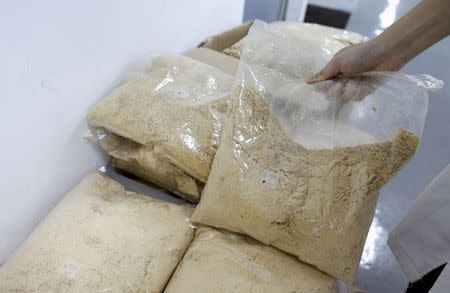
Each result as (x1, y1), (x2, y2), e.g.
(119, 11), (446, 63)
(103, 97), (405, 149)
(0, 0), (244, 264)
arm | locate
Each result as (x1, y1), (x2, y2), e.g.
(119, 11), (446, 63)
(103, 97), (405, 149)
(307, 0), (450, 83)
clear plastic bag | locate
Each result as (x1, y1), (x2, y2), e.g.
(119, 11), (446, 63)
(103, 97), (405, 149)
(87, 54), (234, 202)
(165, 226), (350, 293)
(221, 21), (367, 60)
(191, 20), (443, 284)
(0, 172), (194, 292)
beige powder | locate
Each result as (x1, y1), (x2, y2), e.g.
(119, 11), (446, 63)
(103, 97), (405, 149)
(165, 226), (337, 293)
(0, 172), (194, 292)
(191, 86), (419, 284)
(88, 55), (233, 200)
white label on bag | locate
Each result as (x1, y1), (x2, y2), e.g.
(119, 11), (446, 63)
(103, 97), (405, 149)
(259, 170), (279, 188)
(58, 259), (81, 279)
(175, 88), (189, 98)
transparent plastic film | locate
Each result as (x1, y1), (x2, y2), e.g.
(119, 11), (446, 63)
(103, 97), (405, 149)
(237, 22), (367, 97)
(165, 226), (340, 293)
(191, 20), (443, 284)
(269, 71), (443, 148)
(221, 21), (367, 61)
(268, 21), (368, 53)
(87, 54), (233, 200)
(139, 54), (232, 105)
(0, 172), (195, 292)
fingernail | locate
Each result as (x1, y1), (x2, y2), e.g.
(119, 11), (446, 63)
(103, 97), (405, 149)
(307, 77), (320, 84)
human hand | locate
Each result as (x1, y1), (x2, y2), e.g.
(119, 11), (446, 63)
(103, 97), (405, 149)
(307, 0), (450, 84)
(306, 40), (404, 84)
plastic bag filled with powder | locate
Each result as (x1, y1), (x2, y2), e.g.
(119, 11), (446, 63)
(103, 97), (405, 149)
(165, 226), (348, 293)
(0, 172), (194, 292)
(191, 20), (443, 284)
(87, 55), (234, 202)
(222, 21), (367, 59)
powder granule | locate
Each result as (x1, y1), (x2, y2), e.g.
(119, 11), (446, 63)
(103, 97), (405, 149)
(0, 172), (194, 292)
(191, 86), (419, 284)
(88, 55), (233, 200)
(165, 227), (337, 293)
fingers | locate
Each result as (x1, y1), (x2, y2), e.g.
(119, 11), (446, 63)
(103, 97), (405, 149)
(306, 59), (341, 84)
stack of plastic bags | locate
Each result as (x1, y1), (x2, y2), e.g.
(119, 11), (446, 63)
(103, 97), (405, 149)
(0, 20), (442, 292)
(87, 22), (368, 204)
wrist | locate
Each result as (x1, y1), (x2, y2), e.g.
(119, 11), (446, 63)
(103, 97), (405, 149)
(369, 36), (408, 71)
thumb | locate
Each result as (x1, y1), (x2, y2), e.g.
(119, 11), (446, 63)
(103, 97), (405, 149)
(306, 60), (340, 84)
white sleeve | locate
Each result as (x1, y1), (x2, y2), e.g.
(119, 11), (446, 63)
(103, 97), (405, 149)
(388, 164), (450, 282)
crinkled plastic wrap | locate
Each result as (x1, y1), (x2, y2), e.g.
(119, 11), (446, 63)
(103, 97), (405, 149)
(88, 55), (234, 202)
(165, 226), (343, 293)
(191, 20), (443, 284)
(0, 172), (194, 292)
(222, 21), (367, 59)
